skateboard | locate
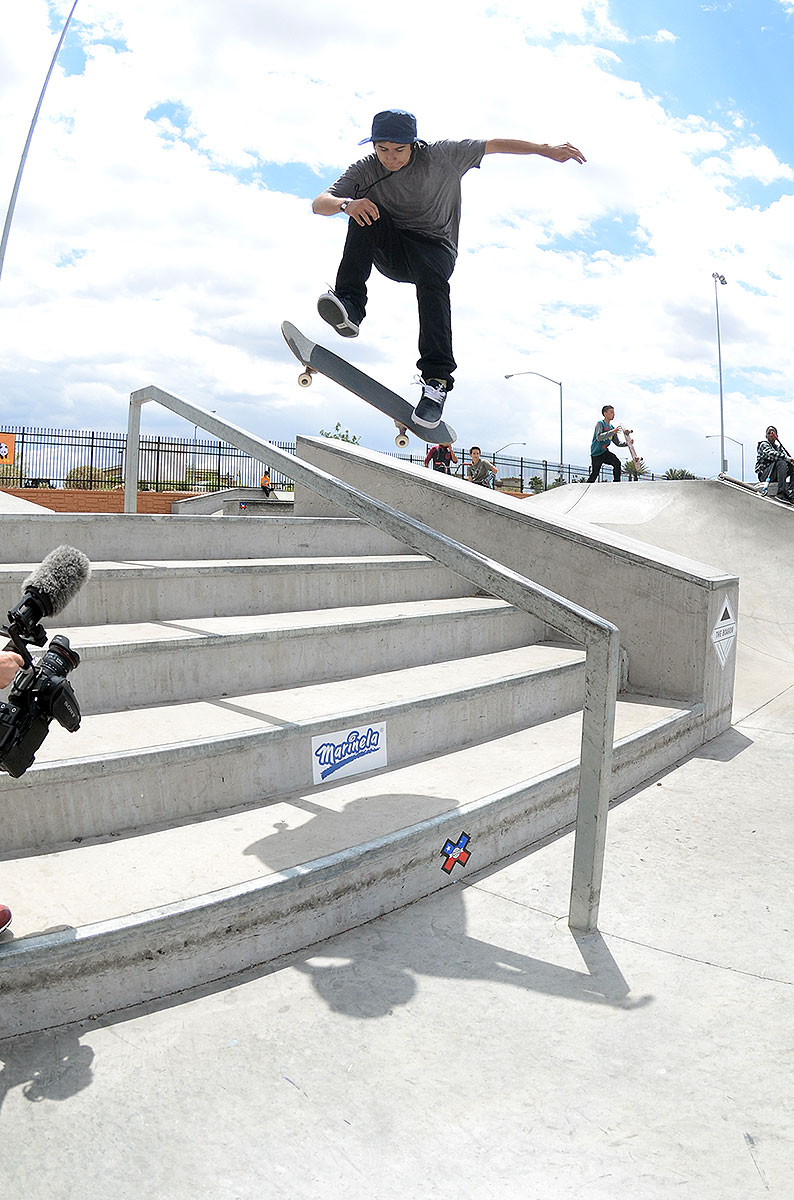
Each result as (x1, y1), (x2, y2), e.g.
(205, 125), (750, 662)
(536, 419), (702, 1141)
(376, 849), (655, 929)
(719, 473), (776, 497)
(617, 425), (643, 472)
(281, 321), (458, 449)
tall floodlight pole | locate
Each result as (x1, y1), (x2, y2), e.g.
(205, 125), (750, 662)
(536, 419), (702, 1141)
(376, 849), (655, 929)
(505, 371), (564, 473)
(0, 0), (81, 284)
(712, 272), (728, 475)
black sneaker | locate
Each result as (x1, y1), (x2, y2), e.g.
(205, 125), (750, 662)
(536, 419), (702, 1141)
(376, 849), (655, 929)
(317, 292), (359, 338)
(412, 379), (448, 429)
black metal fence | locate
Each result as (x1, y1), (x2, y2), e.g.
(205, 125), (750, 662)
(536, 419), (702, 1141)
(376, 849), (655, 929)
(0, 426), (297, 492)
(391, 448), (656, 490)
(0, 425), (655, 494)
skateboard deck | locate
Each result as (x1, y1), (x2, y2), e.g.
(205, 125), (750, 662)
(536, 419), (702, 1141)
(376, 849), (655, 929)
(719, 473), (772, 495)
(618, 425), (643, 472)
(281, 321), (458, 449)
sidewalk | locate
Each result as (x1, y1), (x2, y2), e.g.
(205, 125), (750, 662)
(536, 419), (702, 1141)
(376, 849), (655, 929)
(1, 692), (791, 1199)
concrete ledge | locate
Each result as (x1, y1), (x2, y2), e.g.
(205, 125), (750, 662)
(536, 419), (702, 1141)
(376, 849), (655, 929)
(295, 437), (738, 737)
(170, 488), (293, 515)
(0, 702), (701, 1038)
(222, 497), (294, 515)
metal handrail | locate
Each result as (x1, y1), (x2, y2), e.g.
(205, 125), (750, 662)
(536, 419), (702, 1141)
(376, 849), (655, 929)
(126, 385), (620, 932)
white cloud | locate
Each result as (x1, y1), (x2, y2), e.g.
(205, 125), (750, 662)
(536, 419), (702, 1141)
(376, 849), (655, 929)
(727, 143), (794, 185)
(1, 0), (794, 482)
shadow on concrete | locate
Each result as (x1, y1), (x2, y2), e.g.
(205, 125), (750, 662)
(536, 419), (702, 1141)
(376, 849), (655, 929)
(0, 1029), (94, 1116)
(290, 879), (653, 1020)
(689, 726), (754, 762)
(242, 787), (467, 875)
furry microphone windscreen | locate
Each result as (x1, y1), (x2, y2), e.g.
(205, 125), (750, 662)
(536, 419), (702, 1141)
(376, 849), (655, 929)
(21, 546), (91, 617)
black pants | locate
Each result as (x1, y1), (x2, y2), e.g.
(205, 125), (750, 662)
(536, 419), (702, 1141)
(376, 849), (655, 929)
(334, 209), (457, 388)
(765, 459), (794, 498)
(588, 450), (622, 482)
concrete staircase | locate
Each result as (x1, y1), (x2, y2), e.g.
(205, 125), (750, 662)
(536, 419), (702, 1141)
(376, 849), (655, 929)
(0, 480), (723, 1036)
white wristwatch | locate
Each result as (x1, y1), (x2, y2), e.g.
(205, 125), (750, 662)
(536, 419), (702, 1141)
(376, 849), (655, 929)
(340, 199), (351, 212)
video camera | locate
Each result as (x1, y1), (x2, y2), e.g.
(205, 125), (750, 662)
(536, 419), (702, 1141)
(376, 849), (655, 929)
(0, 546), (90, 778)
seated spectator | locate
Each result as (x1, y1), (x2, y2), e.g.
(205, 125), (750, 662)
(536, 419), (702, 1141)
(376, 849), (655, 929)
(755, 426), (794, 504)
(466, 446), (498, 487)
(424, 444), (458, 474)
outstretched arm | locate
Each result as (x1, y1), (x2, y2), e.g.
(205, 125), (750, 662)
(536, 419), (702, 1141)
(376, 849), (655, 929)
(484, 139), (586, 164)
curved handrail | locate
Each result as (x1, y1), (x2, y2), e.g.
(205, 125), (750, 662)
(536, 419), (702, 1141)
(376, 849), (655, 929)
(126, 385), (620, 931)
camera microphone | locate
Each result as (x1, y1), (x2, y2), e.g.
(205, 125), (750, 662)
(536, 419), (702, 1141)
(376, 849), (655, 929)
(9, 545), (91, 644)
(1, 546), (90, 777)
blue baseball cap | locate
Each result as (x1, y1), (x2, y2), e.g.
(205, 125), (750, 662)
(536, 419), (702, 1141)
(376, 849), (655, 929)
(358, 109), (420, 145)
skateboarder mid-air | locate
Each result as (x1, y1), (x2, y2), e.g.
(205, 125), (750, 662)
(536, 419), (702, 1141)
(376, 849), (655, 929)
(312, 109), (585, 431)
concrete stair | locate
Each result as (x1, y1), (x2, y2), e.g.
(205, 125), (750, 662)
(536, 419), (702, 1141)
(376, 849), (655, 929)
(0, 508), (702, 1037)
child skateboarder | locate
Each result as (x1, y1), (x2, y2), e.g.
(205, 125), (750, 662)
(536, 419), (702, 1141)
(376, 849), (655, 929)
(312, 109), (585, 431)
(588, 405), (630, 482)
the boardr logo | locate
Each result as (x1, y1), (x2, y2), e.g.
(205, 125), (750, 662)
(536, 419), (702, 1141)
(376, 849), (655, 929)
(311, 723), (387, 784)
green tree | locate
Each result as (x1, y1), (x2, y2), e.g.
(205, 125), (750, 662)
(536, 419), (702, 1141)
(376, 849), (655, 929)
(625, 456), (649, 480)
(320, 422), (361, 444)
(65, 464), (121, 490)
(663, 467), (697, 480)
(0, 462), (21, 487)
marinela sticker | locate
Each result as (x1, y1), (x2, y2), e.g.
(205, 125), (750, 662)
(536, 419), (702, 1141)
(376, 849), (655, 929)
(311, 723), (387, 784)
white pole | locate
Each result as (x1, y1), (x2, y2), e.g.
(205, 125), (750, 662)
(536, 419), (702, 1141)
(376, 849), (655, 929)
(0, 0), (81, 284)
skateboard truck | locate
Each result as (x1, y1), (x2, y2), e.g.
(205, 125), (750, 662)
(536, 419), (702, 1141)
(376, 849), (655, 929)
(394, 423), (410, 449)
(297, 366), (317, 388)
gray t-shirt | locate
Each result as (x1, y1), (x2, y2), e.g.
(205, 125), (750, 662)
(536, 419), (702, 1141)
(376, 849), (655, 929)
(328, 139), (487, 257)
(467, 459), (494, 485)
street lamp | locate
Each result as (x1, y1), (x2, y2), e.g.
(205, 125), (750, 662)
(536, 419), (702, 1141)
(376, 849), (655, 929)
(0, 1), (81, 284)
(494, 441), (526, 456)
(505, 371), (563, 472)
(706, 434), (743, 480)
(712, 272), (728, 475)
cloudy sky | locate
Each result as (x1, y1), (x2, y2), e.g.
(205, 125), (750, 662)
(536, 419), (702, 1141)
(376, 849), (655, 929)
(2, 0), (794, 479)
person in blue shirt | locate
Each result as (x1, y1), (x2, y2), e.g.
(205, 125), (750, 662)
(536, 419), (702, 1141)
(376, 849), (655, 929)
(587, 405), (629, 482)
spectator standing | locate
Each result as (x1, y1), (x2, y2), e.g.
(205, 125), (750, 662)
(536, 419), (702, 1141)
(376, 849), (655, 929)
(425, 443), (458, 474)
(588, 405), (629, 483)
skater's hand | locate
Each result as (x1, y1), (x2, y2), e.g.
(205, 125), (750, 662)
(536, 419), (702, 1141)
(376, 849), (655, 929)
(542, 143), (586, 164)
(347, 198), (380, 226)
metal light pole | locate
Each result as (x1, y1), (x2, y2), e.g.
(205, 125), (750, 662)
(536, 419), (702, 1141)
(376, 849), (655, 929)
(712, 272), (728, 475)
(706, 434), (743, 480)
(0, 0), (81, 284)
(505, 371), (563, 473)
(494, 441), (526, 455)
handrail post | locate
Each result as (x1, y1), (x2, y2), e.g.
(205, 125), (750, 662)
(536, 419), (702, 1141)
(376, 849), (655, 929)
(124, 391), (145, 512)
(568, 625), (621, 932)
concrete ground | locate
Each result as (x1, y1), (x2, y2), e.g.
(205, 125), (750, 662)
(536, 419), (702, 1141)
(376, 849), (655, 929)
(1, 686), (791, 1199)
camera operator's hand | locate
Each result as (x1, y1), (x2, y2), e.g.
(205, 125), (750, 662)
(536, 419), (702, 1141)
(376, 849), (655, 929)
(0, 651), (24, 688)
